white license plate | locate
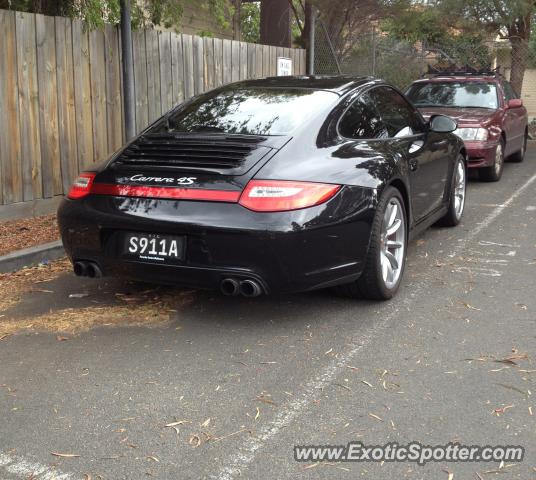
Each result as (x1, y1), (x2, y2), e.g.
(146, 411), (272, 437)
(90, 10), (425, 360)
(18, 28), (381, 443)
(123, 233), (184, 263)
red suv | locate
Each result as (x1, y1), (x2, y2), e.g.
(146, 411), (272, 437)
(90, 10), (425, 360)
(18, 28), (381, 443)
(406, 73), (528, 181)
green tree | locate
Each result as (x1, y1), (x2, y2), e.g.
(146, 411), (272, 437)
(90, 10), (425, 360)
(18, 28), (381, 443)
(0, 0), (234, 32)
(437, 0), (535, 94)
(240, 1), (260, 42)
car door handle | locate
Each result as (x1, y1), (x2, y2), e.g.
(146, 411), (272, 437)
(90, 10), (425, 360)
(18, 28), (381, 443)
(409, 159), (419, 172)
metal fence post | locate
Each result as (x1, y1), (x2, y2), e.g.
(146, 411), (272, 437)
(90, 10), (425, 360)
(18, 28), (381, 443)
(307, 5), (316, 75)
(120, 0), (135, 141)
(371, 27), (376, 76)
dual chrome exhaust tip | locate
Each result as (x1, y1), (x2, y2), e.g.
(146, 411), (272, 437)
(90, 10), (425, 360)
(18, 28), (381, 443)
(220, 278), (263, 297)
(73, 260), (103, 278)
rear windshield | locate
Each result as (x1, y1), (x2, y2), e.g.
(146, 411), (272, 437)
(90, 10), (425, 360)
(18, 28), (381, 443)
(161, 87), (337, 135)
(406, 82), (498, 109)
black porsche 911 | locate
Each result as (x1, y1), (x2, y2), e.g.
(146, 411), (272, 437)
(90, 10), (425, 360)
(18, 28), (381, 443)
(58, 76), (466, 300)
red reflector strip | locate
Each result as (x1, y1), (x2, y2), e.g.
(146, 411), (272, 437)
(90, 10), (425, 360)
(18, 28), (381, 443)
(90, 184), (241, 202)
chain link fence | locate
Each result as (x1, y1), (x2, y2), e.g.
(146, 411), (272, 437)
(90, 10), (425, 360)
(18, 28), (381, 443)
(312, 16), (536, 122)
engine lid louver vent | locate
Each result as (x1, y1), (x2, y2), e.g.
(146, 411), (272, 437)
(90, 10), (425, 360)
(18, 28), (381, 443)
(112, 133), (270, 175)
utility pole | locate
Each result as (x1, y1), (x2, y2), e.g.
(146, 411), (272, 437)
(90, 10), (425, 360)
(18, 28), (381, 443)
(120, 0), (135, 140)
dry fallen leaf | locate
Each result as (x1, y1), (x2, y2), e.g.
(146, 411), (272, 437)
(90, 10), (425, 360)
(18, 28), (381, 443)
(201, 418), (211, 428)
(368, 413), (383, 422)
(460, 301), (480, 311)
(146, 456), (159, 462)
(256, 395), (277, 406)
(189, 435), (201, 448)
(51, 452), (80, 458)
(493, 405), (514, 416)
(165, 420), (190, 427)
(254, 407), (260, 421)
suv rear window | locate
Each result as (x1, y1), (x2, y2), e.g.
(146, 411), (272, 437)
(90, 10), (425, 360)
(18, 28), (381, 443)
(162, 87), (338, 136)
(406, 82), (498, 109)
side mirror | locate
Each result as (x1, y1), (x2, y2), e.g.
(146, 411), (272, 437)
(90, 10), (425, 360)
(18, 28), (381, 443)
(429, 115), (457, 133)
(507, 99), (523, 109)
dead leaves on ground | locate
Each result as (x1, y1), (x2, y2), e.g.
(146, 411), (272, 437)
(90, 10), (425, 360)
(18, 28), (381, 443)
(0, 258), (197, 334)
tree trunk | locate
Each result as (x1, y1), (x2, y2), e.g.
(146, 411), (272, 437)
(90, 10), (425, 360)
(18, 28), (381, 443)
(260, 0), (291, 47)
(508, 11), (533, 96)
(509, 37), (528, 96)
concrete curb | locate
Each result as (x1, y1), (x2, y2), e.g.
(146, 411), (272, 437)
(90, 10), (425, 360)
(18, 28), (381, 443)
(0, 240), (65, 273)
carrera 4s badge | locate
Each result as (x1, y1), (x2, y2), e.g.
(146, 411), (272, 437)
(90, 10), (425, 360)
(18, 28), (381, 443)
(129, 174), (197, 185)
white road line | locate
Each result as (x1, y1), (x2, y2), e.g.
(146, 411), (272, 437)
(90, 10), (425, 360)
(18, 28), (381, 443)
(214, 171), (536, 480)
(0, 452), (76, 479)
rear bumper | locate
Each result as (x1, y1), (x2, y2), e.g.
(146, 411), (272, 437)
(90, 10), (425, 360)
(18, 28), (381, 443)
(464, 140), (498, 168)
(57, 187), (376, 294)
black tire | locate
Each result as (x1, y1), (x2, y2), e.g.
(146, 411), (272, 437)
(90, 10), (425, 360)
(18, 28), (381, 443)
(509, 131), (528, 163)
(436, 154), (466, 227)
(335, 186), (407, 300)
(479, 139), (504, 182)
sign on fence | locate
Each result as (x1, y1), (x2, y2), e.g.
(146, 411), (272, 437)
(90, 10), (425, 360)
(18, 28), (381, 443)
(277, 57), (293, 76)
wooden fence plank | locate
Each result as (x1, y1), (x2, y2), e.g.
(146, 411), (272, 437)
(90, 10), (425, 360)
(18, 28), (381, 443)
(213, 38), (223, 87)
(36, 13), (60, 198)
(269, 46), (277, 76)
(239, 41), (248, 80)
(182, 34), (194, 100)
(192, 35), (204, 95)
(222, 39), (232, 84)
(231, 40), (240, 82)
(16, 11), (42, 201)
(204, 37), (215, 91)
(159, 31), (173, 113)
(146, 29), (161, 122)
(89, 28), (107, 164)
(255, 43), (263, 78)
(247, 42), (255, 79)
(72, 20), (94, 171)
(262, 44), (270, 77)
(171, 33), (184, 105)
(104, 24), (123, 153)
(55, 16), (77, 192)
(0, 10), (22, 204)
(132, 29), (148, 133)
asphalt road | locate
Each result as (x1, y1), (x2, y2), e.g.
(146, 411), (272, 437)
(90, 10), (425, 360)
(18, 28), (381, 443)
(1, 147), (536, 480)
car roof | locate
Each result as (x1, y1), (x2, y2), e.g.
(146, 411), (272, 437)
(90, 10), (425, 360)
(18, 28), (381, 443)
(411, 75), (499, 84)
(232, 75), (377, 96)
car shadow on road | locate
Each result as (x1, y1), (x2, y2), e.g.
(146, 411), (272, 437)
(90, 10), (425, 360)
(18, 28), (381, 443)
(1, 264), (383, 336)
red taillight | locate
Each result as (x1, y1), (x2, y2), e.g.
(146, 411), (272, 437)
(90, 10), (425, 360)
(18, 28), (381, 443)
(239, 180), (341, 212)
(67, 172), (96, 199)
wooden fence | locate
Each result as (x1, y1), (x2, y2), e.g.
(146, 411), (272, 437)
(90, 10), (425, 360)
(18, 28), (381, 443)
(0, 9), (306, 209)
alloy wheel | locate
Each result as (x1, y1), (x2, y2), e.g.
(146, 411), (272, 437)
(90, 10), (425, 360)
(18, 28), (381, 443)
(380, 198), (406, 289)
(494, 143), (504, 176)
(454, 160), (466, 220)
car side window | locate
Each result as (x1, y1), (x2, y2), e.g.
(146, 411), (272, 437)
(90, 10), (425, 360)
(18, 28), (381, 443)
(338, 93), (388, 139)
(368, 87), (425, 138)
(503, 81), (518, 101)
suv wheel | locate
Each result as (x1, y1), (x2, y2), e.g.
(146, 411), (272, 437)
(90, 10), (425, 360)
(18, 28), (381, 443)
(510, 131), (528, 163)
(479, 139), (504, 182)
